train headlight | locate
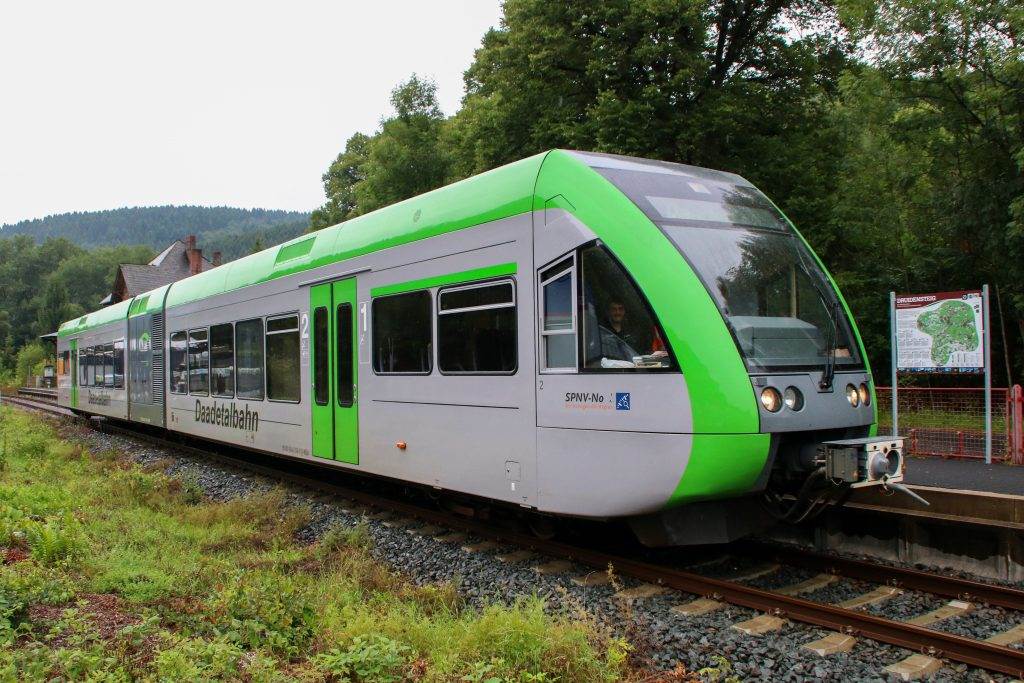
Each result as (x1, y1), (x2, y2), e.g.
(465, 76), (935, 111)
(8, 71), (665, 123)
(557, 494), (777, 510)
(858, 383), (871, 407)
(783, 386), (804, 411)
(760, 387), (782, 412)
(845, 384), (860, 407)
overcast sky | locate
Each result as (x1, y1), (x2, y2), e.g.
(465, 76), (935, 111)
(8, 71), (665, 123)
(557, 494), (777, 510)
(0, 1), (503, 226)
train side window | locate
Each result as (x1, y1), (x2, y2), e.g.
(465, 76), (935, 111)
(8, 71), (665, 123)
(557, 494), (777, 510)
(103, 343), (114, 388)
(336, 303), (353, 406)
(84, 348), (93, 387)
(266, 314), (300, 402)
(210, 323), (234, 398)
(169, 332), (188, 394)
(438, 280), (517, 374)
(96, 347), (106, 387)
(235, 319), (265, 400)
(188, 329), (209, 395)
(313, 307), (329, 406)
(79, 349), (87, 386)
(372, 291), (432, 374)
(539, 257), (577, 372)
(579, 245), (673, 371)
(113, 340), (125, 388)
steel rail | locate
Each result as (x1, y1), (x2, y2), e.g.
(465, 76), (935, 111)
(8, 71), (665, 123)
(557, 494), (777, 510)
(7, 395), (1024, 678)
(744, 541), (1024, 612)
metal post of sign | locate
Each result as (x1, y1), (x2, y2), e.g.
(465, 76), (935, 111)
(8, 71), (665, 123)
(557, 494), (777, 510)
(983, 284), (992, 464)
(890, 291), (898, 437)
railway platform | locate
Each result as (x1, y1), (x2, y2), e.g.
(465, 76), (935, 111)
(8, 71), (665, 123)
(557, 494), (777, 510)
(784, 455), (1024, 583)
(903, 455), (1024, 496)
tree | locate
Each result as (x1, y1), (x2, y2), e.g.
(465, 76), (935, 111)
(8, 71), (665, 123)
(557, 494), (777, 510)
(309, 75), (452, 229)
(830, 0), (1024, 382)
(309, 133), (371, 231)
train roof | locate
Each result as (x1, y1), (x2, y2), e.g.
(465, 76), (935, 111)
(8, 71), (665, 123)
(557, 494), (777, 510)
(57, 297), (133, 338)
(59, 149), (746, 337)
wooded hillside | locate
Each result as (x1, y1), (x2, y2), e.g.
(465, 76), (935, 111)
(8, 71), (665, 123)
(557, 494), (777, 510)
(0, 206), (308, 261)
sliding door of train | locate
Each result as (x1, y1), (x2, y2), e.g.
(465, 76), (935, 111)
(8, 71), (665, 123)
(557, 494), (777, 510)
(69, 339), (79, 408)
(310, 278), (359, 464)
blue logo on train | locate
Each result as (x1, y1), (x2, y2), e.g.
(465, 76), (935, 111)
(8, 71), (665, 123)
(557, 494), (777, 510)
(615, 392), (631, 411)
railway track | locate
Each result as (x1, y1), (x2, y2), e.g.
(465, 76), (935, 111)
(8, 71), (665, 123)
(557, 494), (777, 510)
(5, 393), (1024, 678)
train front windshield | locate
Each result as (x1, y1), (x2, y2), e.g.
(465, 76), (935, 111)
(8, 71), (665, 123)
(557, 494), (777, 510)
(595, 163), (862, 373)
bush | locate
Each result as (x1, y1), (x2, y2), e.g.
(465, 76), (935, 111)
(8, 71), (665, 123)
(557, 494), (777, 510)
(314, 634), (413, 683)
(13, 343), (47, 387)
(211, 572), (315, 656)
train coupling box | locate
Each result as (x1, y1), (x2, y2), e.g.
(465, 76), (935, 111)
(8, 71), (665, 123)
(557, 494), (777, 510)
(820, 436), (905, 488)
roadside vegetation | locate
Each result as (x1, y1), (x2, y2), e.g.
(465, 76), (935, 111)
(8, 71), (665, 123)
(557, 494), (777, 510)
(0, 407), (647, 681)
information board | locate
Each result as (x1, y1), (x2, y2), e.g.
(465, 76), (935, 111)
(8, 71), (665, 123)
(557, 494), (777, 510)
(894, 290), (984, 372)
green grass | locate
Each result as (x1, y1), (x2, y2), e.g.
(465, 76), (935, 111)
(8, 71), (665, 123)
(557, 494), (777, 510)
(876, 407), (1006, 434)
(0, 407), (646, 682)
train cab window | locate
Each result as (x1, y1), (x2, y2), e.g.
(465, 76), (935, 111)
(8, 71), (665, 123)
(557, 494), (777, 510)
(313, 307), (329, 406)
(539, 258), (577, 371)
(438, 280), (517, 374)
(169, 332), (188, 394)
(235, 318), (265, 400)
(113, 340), (125, 388)
(188, 329), (209, 395)
(210, 323), (234, 398)
(372, 291), (432, 374)
(336, 304), (354, 406)
(266, 314), (300, 402)
(580, 245), (672, 370)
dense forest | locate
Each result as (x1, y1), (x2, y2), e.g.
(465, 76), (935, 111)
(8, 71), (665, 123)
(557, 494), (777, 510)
(310, 0), (1023, 387)
(1, 206), (308, 261)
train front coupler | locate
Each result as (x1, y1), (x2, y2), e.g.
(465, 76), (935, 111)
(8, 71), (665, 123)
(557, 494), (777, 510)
(819, 436), (929, 506)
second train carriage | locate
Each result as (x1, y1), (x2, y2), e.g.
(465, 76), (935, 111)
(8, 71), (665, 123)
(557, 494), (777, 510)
(56, 150), (906, 545)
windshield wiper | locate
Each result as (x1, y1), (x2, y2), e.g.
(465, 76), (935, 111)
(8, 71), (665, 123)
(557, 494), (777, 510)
(789, 236), (841, 390)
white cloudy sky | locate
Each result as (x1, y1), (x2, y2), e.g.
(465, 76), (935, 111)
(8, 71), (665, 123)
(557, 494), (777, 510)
(0, 1), (503, 225)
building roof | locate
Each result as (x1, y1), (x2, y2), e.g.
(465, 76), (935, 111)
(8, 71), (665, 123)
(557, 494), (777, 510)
(104, 238), (213, 305)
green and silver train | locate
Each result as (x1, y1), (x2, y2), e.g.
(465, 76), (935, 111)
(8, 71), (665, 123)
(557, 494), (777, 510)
(56, 150), (907, 545)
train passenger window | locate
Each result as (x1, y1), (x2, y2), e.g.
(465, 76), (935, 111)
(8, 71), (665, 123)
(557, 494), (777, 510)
(96, 347), (106, 387)
(580, 245), (672, 370)
(79, 349), (87, 385)
(438, 280), (517, 374)
(313, 307), (329, 406)
(103, 344), (114, 387)
(169, 332), (188, 394)
(113, 340), (125, 388)
(539, 258), (576, 371)
(210, 323), (234, 398)
(266, 314), (300, 402)
(235, 319), (265, 400)
(336, 304), (353, 407)
(372, 291), (432, 374)
(188, 329), (209, 395)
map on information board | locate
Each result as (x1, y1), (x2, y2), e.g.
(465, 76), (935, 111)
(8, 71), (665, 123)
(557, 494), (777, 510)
(895, 291), (984, 372)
